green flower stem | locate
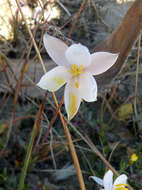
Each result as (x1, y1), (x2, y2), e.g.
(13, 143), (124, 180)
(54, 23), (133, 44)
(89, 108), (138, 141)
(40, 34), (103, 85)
(18, 93), (47, 190)
(18, 123), (37, 190)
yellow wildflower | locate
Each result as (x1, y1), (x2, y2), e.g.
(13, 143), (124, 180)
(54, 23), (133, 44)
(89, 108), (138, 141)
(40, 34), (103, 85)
(130, 153), (138, 164)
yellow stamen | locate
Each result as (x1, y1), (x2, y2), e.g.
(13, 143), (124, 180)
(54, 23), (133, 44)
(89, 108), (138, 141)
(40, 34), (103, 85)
(115, 184), (128, 187)
(115, 188), (128, 190)
(68, 64), (84, 77)
(115, 184), (128, 190)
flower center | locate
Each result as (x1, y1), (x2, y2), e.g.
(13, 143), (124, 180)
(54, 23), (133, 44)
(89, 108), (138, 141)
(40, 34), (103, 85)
(68, 64), (84, 77)
(115, 184), (128, 190)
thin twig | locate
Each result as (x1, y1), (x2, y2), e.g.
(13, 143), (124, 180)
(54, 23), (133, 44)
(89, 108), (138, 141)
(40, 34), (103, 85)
(68, 0), (86, 38)
(41, 96), (64, 144)
(15, 0), (46, 74)
(50, 130), (57, 169)
(108, 141), (120, 162)
(134, 34), (141, 118)
(56, 0), (71, 16)
(91, 0), (110, 31)
(52, 93), (86, 190)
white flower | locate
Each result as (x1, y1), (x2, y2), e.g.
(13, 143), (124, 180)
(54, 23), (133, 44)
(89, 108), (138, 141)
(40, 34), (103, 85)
(37, 34), (118, 120)
(90, 170), (128, 190)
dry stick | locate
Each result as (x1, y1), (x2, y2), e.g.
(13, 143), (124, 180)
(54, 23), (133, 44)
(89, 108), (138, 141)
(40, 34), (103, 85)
(52, 93), (86, 190)
(2, 115), (35, 130)
(0, 56), (12, 90)
(15, 0), (86, 189)
(0, 53), (19, 135)
(108, 141), (120, 163)
(100, 85), (118, 123)
(68, 0), (86, 38)
(0, 51), (18, 83)
(134, 34), (141, 118)
(60, 17), (73, 30)
(102, 96), (119, 121)
(0, 89), (9, 108)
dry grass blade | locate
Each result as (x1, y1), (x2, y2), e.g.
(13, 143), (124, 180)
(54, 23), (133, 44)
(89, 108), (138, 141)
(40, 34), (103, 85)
(134, 34), (141, 118)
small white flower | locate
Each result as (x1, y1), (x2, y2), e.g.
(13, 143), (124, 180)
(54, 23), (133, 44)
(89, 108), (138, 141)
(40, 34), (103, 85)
(90, 170), (128, 190)
(37, 34), (118, 120)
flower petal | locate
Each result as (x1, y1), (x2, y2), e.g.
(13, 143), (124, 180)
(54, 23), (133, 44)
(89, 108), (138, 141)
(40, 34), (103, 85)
(86, 52), (119, 75)
(103, 170), (113, 190)
(37, 66), (70, 91)
(113, 174), (128, 187)
(79, 72), (97, 102)
(43, 33), (68, 66)
(90, 176), (103, 186)
(65, 44), (91, 68)
(64, 80), (81, 120)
